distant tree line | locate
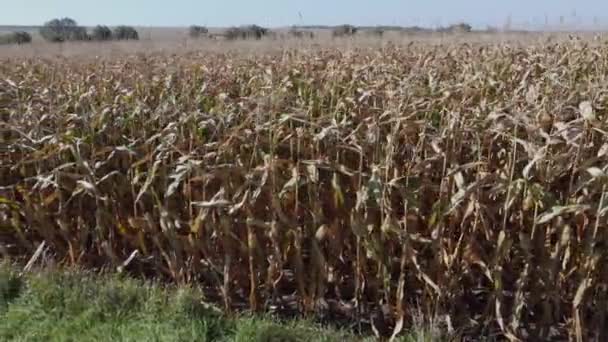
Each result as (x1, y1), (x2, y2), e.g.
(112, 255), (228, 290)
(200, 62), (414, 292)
(195, 22), (474, 41)
(330, 23), (472, 37)
(189, 25), (316, 41)
(0, 31), (32, 45)
(225, 25), (269, 40)
(296, 22), (473, 33)
(0, 19), (476, 46)
(39, 18), (139, 43)
(183, 22), (474, 41)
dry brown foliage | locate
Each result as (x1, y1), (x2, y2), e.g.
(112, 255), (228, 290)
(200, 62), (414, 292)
(1, 39), (608, 340)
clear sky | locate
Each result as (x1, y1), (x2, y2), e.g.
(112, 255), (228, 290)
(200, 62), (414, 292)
(2, 0), (608, 29)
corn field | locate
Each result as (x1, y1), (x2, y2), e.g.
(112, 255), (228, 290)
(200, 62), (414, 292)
(2, 40), (608, 340)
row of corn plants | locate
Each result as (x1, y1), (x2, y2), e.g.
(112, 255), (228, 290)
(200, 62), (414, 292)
(1, 41), (608, 340)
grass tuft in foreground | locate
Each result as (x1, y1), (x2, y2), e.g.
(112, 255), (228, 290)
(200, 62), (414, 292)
(0, 263), (441, 341)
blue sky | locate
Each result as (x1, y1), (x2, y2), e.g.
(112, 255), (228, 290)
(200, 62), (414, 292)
(2, 0), (607, 29)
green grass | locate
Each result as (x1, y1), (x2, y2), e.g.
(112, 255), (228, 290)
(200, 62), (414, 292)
(0, 262), (441, 341)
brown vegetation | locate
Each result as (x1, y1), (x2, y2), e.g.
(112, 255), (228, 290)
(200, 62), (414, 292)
(2, 39), (608, 340)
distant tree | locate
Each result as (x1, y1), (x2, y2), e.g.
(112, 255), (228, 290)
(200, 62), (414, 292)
(13, 31), (32, 44)
(437, 22), (473, 34)
(244, 25), (268, 40)
(451, 22), (473, 33)
(0, 31), (32, 45)
(91, 25), (113, 41)
(332, 25), (358, 37)
(40, 17), (88, 42)
(225, 25), (268, 40)
(189, 25), (209, 38)
(113, 26), (139, 40)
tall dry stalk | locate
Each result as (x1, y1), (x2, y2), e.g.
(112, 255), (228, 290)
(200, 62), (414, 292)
(2, 40), (608, 340)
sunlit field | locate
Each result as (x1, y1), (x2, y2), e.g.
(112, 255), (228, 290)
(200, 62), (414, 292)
(2, 34), (608, 340)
